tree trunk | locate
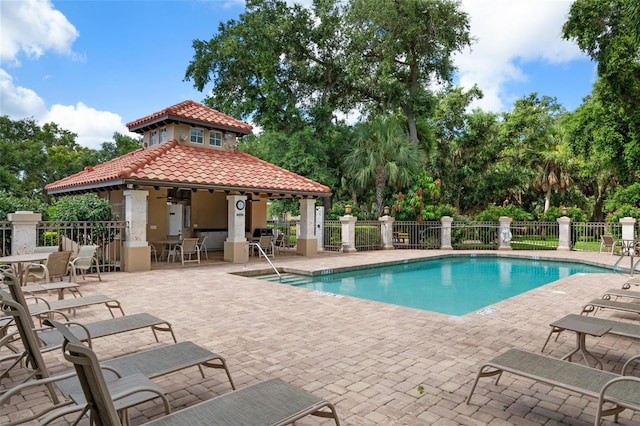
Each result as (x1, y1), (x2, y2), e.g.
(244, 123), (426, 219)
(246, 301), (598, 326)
(544, 186), (552, 213)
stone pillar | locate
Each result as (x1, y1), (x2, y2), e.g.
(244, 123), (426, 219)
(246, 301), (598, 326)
(620, 217), (637, 254)
(440, 216), (453, 249)
(123, 189), (150, 272)
(340, 214), (357, 253)
(498, 216), (513, 250)
(557, 216), (571, 251)
(224, 194), (247, 263)
(620, 217), (636, 241)
(8, 211), (42, 254)
(297, 199), (318, 256)
(379, 214), (394, 250)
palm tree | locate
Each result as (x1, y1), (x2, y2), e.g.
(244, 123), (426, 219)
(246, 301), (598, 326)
(342, 115), (422, 215)
(533, 125), (574, 213)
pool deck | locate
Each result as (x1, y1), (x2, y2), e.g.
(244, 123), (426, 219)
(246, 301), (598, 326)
(2, 249), (640, 425)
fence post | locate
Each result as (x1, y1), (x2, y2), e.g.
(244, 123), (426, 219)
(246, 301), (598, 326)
(557, 216), (571, 251)
(620, 217), (637, 254)
(620, 217), (636, 240)
(498, 216), (512, 250)
(440, 216), (453, 249)
(379, 213), (394, 250)
(340, 213), (357, 253)
(8, 211), (42, 255)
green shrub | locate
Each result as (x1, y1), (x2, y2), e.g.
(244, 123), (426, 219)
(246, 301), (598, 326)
(355, 225), (380, 246)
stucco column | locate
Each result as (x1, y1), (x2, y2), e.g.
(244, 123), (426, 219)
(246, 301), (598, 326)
(498, 216), (513, 250)
(123, 189), (150, 272)
(340, 214), (357, 253)
(379, 214), (394, 250)
(8, 211), (42, 254)
(440, 216), (453, 249)
(557, 216), (571, 251)
(297, 199), (318, 256)
(224, 195), (247, 263)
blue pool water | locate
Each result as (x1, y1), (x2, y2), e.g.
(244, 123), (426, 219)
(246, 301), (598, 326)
(276, 256), (610, 316)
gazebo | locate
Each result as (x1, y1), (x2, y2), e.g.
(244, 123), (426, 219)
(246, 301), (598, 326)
(45, 100), (331, 271)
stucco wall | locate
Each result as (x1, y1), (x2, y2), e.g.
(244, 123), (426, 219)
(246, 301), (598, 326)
(191, 191), (228, 231)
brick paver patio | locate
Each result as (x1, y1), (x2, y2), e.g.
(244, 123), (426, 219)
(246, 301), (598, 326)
(1, 250), (639, 425)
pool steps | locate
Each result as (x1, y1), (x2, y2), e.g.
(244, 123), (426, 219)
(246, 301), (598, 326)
(256, 273), (314, 286)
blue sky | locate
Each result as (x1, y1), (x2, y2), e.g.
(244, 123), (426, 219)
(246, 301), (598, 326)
(1, 0), (595, 149)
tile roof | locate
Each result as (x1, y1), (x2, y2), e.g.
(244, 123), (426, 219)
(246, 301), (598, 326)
(45, 140), (331, 196)
(126, 100), (253, 134)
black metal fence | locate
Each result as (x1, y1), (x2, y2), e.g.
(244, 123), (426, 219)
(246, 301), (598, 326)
(392, 221), (441, 249)
(1, 219), (637, 261)
(0, 222), (10, 257)
(323, 220), (342, 252)
(353, 220), (382, 251)
(36, 221), (127, 272)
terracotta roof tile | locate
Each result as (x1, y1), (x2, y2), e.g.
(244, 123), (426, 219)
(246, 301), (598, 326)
(45, 140), (330, 196)
(126, 100), (253, 134)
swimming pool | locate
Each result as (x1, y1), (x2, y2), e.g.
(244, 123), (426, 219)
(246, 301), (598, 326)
(267, 256), (610, 316)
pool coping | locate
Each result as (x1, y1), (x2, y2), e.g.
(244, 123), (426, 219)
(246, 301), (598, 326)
(232, 250), (621, 278)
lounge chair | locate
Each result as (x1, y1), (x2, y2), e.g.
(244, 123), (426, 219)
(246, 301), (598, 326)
(46, 317), (341, 426)
(602, 288), (640, 301)
(4, 269), (123, 319)
(19, 281), (82, 300)
(0, 290), (236, 425)
(581, 298), (640, 316)
(69, 245), (101, 283)
(37, 312), (177, 348)
(0, 275), (177, 346)
(466, 348), (640, 425)
(0, 299), (170, 425)
(599, 234), (622, 255)
(623, 276), (640, 289)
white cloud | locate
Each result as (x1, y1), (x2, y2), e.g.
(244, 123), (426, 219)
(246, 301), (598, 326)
(1, 70), (133, 149)
(0, 0), (79, 63)
(43, 103), (137, 150)
(0, 69), (47, 118)
(454, 0), (587, 111)
(0, 1), (132, 149)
